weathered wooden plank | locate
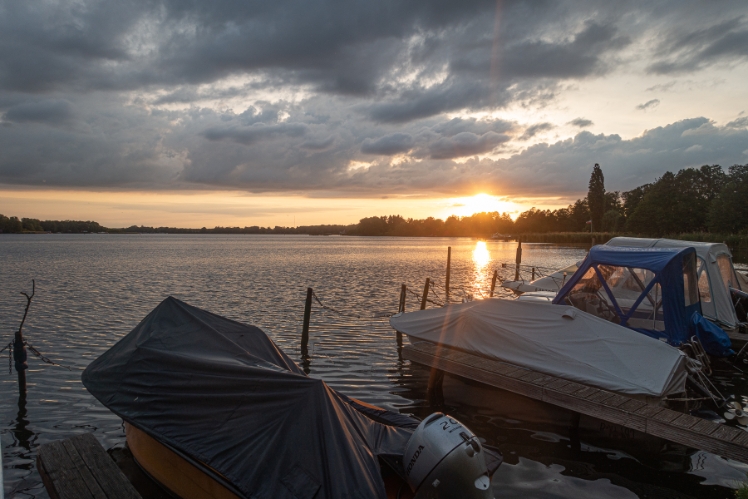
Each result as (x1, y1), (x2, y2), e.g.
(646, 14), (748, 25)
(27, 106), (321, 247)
(670, 414), (702, 430)
(585, 390), (617, 404)
(402, 343), (748, 464)
(619, 398), (647, 413)
(38, 434), (142, 499)
(60, 439), (107, 499)
(600, 394), (630, 408)
(38, 440), (97, 499)
(689, 419), (719, 436)
(633, 403), (664, 418)
(545, 378), (572, 390)
(71, 433), (141, 499)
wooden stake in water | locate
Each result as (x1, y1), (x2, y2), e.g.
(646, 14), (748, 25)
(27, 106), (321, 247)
(15, 280), (34, 396)
(421, 278), (430, 310)
(445, 247), (451, 298)
(514, 239), (522, 282)
(399, 283), (407, 313)
(532, 267), (536, 280)
(490, 270), (498, 297)
(301, 287), (313, 353)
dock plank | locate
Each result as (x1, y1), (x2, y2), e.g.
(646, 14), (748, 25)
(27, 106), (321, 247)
(402, 342), (748, 464)
(38, 433), (142, 499)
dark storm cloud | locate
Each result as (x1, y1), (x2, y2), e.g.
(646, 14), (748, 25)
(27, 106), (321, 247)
(648, 17), (748, 74)
(2, 99), (74, 125)
(427, 131), (509, 159)
(1, 0), (748, 196)
(569, 118), (593, 128)
(361, 133), (414, 155)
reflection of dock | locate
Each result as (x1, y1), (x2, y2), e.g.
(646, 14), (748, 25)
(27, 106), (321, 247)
(403, 341), (748, 463)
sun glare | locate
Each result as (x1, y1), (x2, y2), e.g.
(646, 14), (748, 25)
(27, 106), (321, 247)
(473, 241), (490, 269)
(443, 193), (520, 219)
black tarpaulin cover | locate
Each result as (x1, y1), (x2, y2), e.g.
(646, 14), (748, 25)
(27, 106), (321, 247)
(82, 297), (413, 499)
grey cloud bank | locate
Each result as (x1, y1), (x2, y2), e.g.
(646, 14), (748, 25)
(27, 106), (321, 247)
(1, 0), (747, 199)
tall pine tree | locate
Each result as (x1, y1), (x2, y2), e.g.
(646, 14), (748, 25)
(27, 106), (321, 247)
(587, 163), (605, 232)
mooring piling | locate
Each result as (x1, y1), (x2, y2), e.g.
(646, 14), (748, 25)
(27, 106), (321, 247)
(398, 283), (407, 313)
(490, 270), (498, 297)
(514, 239), (522, 281)
(14, 280), (34, 396)
(421, 278), (430, 310)
(445, 247), (451, 298)
(302, 287), (313, 353)
(531, 267), (536, 280)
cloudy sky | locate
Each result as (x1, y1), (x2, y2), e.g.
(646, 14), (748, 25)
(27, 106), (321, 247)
(1, 0), (747, 227)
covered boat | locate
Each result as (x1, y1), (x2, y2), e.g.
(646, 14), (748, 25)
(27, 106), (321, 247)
(391, 298), (692, 398)
(83, 297), (501, 499)
(553, 245), (732, 356)
(605, 237), (746, 332)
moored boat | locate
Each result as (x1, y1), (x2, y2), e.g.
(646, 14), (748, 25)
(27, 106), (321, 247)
(83, 297), (502, 499)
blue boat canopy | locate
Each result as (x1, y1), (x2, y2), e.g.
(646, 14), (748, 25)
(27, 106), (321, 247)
(553, 245), (702, 346)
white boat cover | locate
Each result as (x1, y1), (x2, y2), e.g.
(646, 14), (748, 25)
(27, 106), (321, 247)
(606, 237), (742, 329)
(502, 262), (581, 294)
(391, 299), (690, 398)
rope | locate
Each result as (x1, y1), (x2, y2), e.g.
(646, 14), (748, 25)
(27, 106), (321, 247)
(24, 340), (76, 371)
(405, 287), (444, 307)
(311, 291), (393, 320)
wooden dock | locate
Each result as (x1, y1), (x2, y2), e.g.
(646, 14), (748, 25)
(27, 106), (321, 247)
(37, 433), (142, 499)
(403, 340), (748, 464)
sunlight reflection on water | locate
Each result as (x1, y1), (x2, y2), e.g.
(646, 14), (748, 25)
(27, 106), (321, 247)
(0, 234), (743, 499)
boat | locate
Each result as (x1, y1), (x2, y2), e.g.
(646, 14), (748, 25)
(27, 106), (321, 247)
(503, 237), (748, 346)
(502, 261), (581, 294)
(82, 297), (501, 499)
(390, 245), (730, 399)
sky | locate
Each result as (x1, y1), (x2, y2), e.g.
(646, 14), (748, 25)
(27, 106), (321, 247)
(1, 0), (747, 228)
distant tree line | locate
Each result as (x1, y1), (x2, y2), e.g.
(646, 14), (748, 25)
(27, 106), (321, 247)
(0, 215), (105, 233)
(3, 163), (746, 238)
(351, 163), (748, 237)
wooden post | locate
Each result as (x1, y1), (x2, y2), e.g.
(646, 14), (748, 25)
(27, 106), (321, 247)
(427, 368), (445, 406)
(14, 331), (27, 396)
(445, 247), (451, 298)
(421, 278), (430, 310)
(514, 239), (522, 281)
(531, 267), (536, 280)
(301, 287), (313, 353)
(14, 280), (34, 396)
(397, 284), (406, 344)
(490, 270), (498, 297)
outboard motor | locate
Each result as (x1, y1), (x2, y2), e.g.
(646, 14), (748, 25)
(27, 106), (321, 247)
(402, 413), (493, 499)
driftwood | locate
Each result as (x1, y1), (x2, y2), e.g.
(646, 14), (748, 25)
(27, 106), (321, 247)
(14, 279), (34, 394)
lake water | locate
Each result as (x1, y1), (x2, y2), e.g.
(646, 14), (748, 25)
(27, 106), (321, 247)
(0, 234), (746, 498)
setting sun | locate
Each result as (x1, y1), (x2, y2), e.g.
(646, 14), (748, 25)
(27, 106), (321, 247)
(440, 193), (521, 219)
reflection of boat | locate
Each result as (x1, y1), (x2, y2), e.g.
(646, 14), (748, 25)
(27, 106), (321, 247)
(83, 297), (501, 499)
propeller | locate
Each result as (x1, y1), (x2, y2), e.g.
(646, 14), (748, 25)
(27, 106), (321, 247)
(724, 400), (748, 426)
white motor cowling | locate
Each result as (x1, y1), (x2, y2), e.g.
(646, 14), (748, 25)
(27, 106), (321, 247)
(402, 413), (493, 499)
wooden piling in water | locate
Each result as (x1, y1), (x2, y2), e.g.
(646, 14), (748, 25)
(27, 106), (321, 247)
(14, 280), (34, 396)
(445, 247), (451, 298)
(399, 283), (407, 313)
(490, 270), (498, 297)
(421, 278), (430, 310)
(514, 239), (522, 282)
(302, 287), (313, 352)
(531, 267), (536, 280)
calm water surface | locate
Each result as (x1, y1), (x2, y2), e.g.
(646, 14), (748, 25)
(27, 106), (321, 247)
(0, 234), (746, 498)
